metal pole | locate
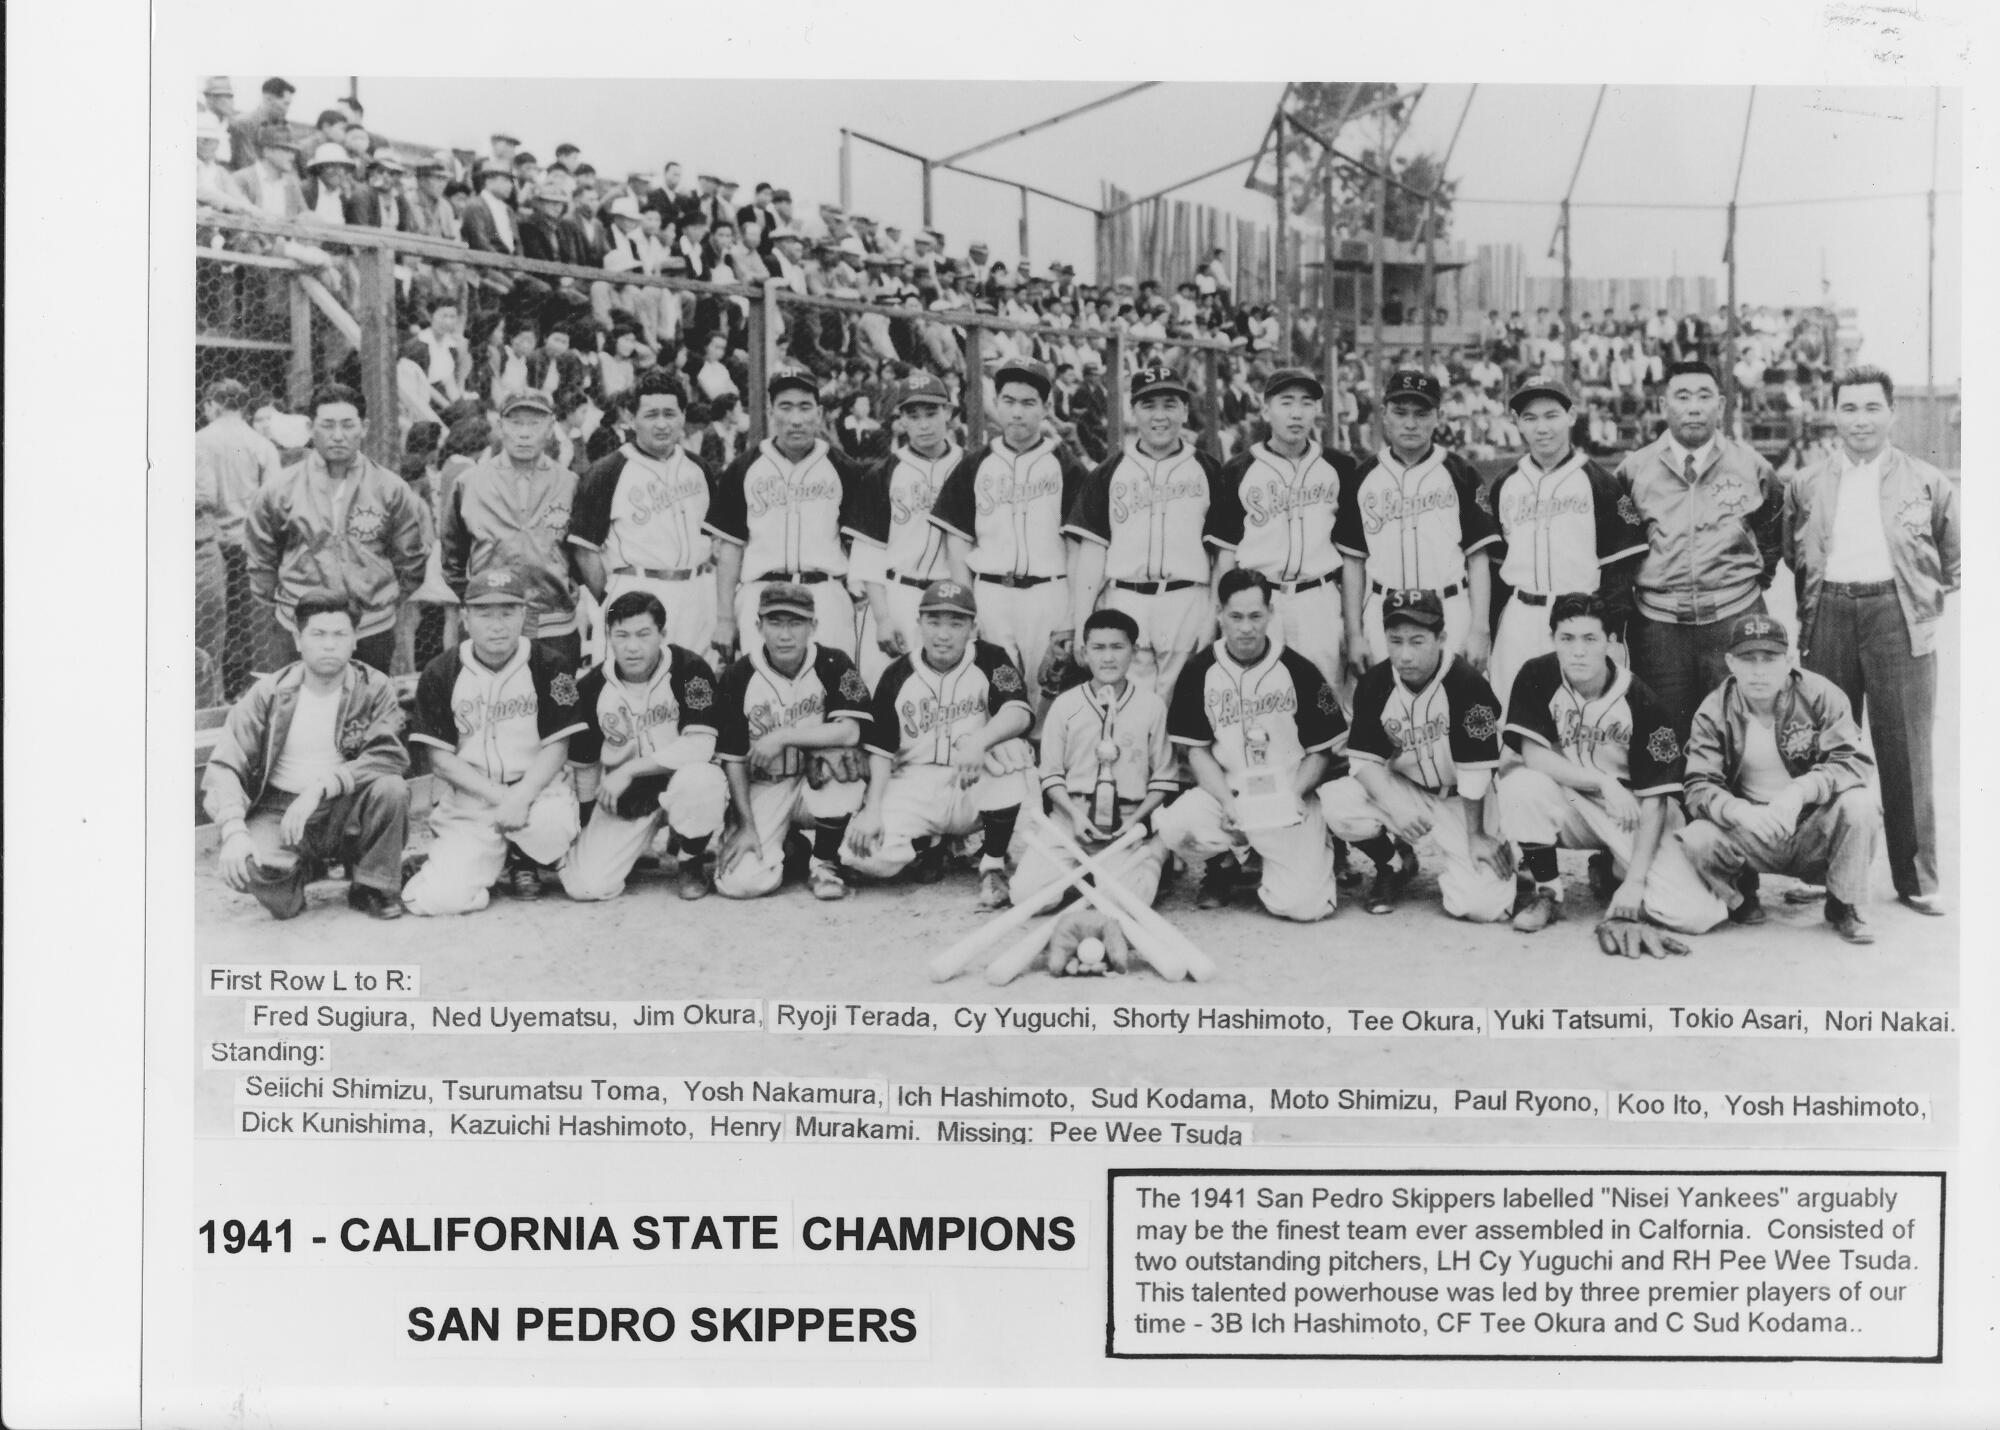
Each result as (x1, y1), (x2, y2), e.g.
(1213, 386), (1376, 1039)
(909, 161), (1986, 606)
(1274, 111), (1289, 365)
(1371, 112), (1387, 395)
(1106, 329), (1126, 449)
(287, 275), (314, 408)
(1018, 186), (1030, 266)
(1560, 200), (1575, 393)
(839, 129), (852, 213)
(936, 82), (1161, 168)
(1322, 174), (1340, 444)
(1201, 348), (1222, 458)
(1422, 197), (1437, 367)
(921, 162), (934, 229)
(1927, 89), (1940, 392)
(748, 284), (774, 446)
(1723, 87), (1758, 430)
(961, 326), (986, 446)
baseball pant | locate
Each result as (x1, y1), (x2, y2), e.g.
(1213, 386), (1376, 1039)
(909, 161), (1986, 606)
(858, 581), (925, 689)
(1099, 584), (1214, 703)
(605, 570), (719, 660)
(1675, 787), (1880, 913)
(840, 760), (1031, 881)
(1155, 787), (1337, 922)
(1494, 766), (1727, 933)
(558, 763), (729, 902)
(713, 774), (868, 899)
(1490, 597), (1554, 719)
(1318, 774), (1516, 923)
(735, 579), (858, 659)
(1627, 597), (1765, 739)
(402, 776), (582, 916)
(1364, 589), (1473, 665)
(1008, 801), (1168, 910)
(1270, 580), (1345, 691)
(972, 577), (1071, 705)
(1803, 585), (1937, 899)
(235, 776), (411, 919)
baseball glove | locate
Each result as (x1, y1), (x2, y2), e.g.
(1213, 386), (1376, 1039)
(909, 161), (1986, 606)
(808, 747), (868, 788)
(983, 737), (1037, 777)
(1593, 918), (1692, 959)
(1035, 643), (1069, 698)
(1045, 906), (1133, 978)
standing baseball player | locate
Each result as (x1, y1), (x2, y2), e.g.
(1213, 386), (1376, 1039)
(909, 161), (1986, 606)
(1496, 592), (1727, 934)
(567, 370), (723, 661)
(1156, 568), (1347, 922)
(1010, 608), (1178, 911)
(929, 357), (1086, 716)
(1319, 589), (1516, 921)
(1336, 368), (1499, 677)
(402, 568), (587, 915)
(1064, 363), (1234, 703)
(847, 370), (960, 689)
(842, 579), (1036, 911)
(556, 590), (729, 903)
(712, 584), (875, 902)
(1486, 377), (1648, 709)
(710, 363), (877, 660)
(1206, 367), (1356, 691)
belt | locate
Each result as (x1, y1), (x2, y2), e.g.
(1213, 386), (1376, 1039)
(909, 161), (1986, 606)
(886, 570), (932, 590)
(1824, 579), (1897, 598)
(614, 561), (714, 582)
(975, 572), (1059, 589)
(1112, 578), (1201, 595)
(1273, 572), (1335, 594)
(1373, 578), (1466, 601)
(1514, 590), (1549, 607)
(755, 570), (834, 585)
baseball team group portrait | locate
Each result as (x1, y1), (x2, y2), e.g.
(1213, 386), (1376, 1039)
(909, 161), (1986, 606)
(190, 77), (1960, 1102)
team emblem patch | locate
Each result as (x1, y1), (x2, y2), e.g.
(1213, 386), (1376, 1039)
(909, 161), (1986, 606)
(1780, 720), (1816, 761)
(1645, 726), (1680, 763)
(337, 713), (375, 758)
(549, 672), (579, 707)
(346, 505), (385, 541)
(544, 504), (572, 531)
(1462, 704), (1498, 741)
(1316, 683), (1341, 715)
(992, 663), (1024, 694)
(1897, 494), (1933, 536)
(1712, 478), (1752, 516)
(684, 676), (714, 711)
(1617, 494), (1642, 526)
(839, 668), (871, 703)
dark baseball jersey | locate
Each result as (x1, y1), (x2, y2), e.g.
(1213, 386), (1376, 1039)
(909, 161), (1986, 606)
(410, 639), (588, 782)
(1347, 654), (1503, 796)
(1488, 450), (1647, 596)
(708, 438), (873, 578)
(715, 643), (873, 776)
(1502, 654), (1685, 797)
(849, 442), (960, 581)
(1039, 680), (1178, 802)
(1208, 441), (1356, 581)
(567, 646), (719, 771)
(1167, 639), (1348, 773)
(928, 435), (1087, 579)
(1063, 441), (1226, 583)
(1334, 445), (1499, 590)
(861, 640), (1032, 765)
(566, 443), (716, 573)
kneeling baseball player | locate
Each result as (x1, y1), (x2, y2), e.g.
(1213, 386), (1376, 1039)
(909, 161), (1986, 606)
(1010, 607), (1178, 913)
(556, 590), (729, 902)
(712, 583), (874, 901)
(1318, 588), (1516, 920)
(1496, 592), (1725, 941)
(842, 579), (1036, 910)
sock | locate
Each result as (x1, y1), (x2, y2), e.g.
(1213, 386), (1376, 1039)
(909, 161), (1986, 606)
(1332, 836), (1351, 866)
(1356, 834), (1398, 871)
(679, 833), (711, 861)
(1521, 844), (1559, 885)
(981, 806), (1019, 862)
(812, 817), (850, 864)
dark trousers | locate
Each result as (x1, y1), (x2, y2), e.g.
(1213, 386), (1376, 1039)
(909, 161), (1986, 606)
(1628, 596), (1765, 738)
(241, 776), (411, 919)
(1804, 584), (1937, 898)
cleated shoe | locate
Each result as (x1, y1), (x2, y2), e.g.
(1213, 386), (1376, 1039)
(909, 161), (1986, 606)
(347, 885), (405, 920)
(1511, 884), (1562, 933)
(809, 862), (850, 901)
(1825, 897), (1876, 945)
(975, 868), (1011, 911)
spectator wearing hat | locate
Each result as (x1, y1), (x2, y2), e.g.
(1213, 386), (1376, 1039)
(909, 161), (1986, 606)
(354, 151), (409, 231)
(227, 77), (294, 173)
(402, 566), (588, 913)
(1064, 363), (1233, 704)
(520, 178), (586, 266)
(196, 111), (255, 217)
(1336, 368), (1499, 678)
(244, 384), (428, 676)
(300, 142), (357, 226)
(597, 193), (670, 348)
(1486, 377), (1648, 711)
(1784, 365), (1959, 916)
(442, 388), (588, 671)
(462, 161), (519, 254)
(1616, 359), (1785, 740)
(197, 379), (285, 698)
(841, 578), (1036, 910)
(510, 150), (543, 205)
(1674, 612), (1881, 943)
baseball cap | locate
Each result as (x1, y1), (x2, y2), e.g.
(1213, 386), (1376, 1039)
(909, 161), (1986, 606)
(491, 132), (521, 144)
(464, 567), (532, 606)
(1130, 364), (1192, 402)
(1383, 369), (1442, 409)
(1727, 612), (1789, 656)
(1262, 367), (1325, 402)
(758, 583), (817, 619)
(993, 357), (1053, 400)
(499, 388), (556, 417)
(1379, 588), (1446, 633)
(918, 579), (977, 616)
(1509, 376), (1575, 414)
(897, 371), (951, 409)
(767, 364), (820, 401)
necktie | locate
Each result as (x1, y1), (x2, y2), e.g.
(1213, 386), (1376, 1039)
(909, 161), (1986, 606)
(1685, 452), (1698, 486)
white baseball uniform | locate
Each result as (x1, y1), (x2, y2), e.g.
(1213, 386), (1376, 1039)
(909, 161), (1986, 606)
(1335, 444), (1499, 661)
(848, 440), (959, 687)
(1158, 637), (1348, 921)
(1210, 440), (1358, 688)
(709, 437), (874, 657)
(567, 442), (720, 655)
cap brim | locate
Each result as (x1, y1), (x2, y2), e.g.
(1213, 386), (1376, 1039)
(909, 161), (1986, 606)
(1132, 383), (1193, 402)
(1730, 639), (1788, 656)
(1509, 385), (1573, 412)
(1264, 377), (1325, 401)
(759, 602), (817, 619)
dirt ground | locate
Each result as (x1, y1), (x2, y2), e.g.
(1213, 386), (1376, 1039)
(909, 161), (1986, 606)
(194, 597), (1959, 1149)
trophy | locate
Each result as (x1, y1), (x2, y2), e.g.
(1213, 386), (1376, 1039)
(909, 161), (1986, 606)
(1230, 723), (1302, 831)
